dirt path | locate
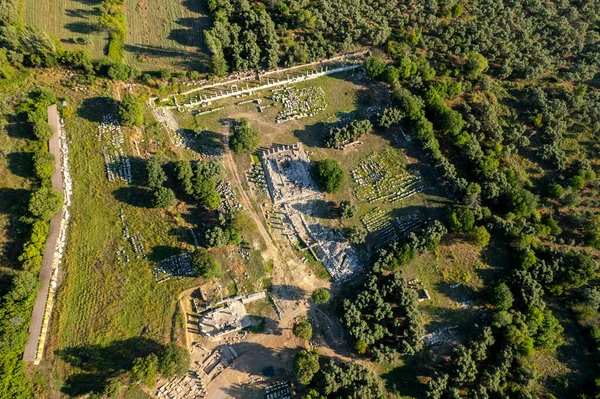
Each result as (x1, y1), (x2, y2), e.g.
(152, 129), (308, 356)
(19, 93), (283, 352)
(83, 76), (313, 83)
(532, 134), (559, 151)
(23, 105), (63, 362)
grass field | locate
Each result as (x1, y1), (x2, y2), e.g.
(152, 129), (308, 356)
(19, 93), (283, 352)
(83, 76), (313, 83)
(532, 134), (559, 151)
(47, 95), (199, 395)
(125, 0), (210, 71)
(25, 0), (108, 58)
(25, 0), (210, 71)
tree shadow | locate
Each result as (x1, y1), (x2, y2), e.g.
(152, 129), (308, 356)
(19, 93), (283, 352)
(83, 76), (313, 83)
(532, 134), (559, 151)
(64, 21), (102, 34)
(65, 8), (100, 18)
(56, 337), (162, 396)
(6, 152), (34, 178)
(269, 284), (307, 301)
(291, 199), (337, 219)
(112, 186), (153, 208)
(78, 97), (117, 123)
(147, 245), (183, 263)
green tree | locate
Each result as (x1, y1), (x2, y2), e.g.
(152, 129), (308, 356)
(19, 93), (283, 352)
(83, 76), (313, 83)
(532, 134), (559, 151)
(448, 206), (475, 232)
(347, 226), (367, 245)
(293, 319), (313, 340)
(190, 248), (222, 279)
(118, 93), (144, 126)
(210, 53), (228, 77)
(33, 151), (54, 182)
(314, 159), (345, 193)
(33, 122), (53, 142)
(339, 200), (356, 219)
(146, 157), (167, 188)
(28, 187), (62, 221)
(491, 283), (514, 310)
(103, 379), (122, 398)
(175, 160), (194, 195)
(365, 56), (386, 80)
(294, 350), (320, 385)
(469, 225), (491, 247)
(311, 288), (330, 304)
(465, 52), (488, 78)
(152, 187), (175, 208)
(132, 353), (159, 387)
(229, 118), (260, 154)
(158, 343), (191, 379)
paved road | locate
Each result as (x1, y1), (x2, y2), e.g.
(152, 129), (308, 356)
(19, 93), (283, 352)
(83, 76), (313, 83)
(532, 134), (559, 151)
(23, 104), (63, 362)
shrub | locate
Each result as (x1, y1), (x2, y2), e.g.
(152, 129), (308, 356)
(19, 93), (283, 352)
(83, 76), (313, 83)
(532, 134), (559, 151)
(118, 93), (144, 126)
(311, 288), (330, 304)
(229, 118), (260, 154)
(294, 350), (320, 385)
(190, 248), (222, 279)
(33, 151), (54, 182)
(33, 122), (53, 142)
(314, 159), (345, 193)
(28, 187), (62, 221)
(157, 343), (190, 379)
(469, 225), (491, 247)
(293, 319), (313, 340)
(338, 200), (356, 219)
(152, 187), (175, 208)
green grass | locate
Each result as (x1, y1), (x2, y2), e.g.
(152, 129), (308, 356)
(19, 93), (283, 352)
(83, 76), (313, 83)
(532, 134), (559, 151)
(48, 98), (198, 391)
(25, 0), (108, 58)
(124, 0), (210, 71)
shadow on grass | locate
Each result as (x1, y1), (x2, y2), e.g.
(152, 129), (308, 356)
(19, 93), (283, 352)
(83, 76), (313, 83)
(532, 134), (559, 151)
(78, 97), (117, 123)
(147, 245), (183, 263)
(65, 8), (101, 18)
(112, 186), (153, 208)
(57, 337), (162, 396)
(6, 152), (34, 178)
(64, 21), (102, 34)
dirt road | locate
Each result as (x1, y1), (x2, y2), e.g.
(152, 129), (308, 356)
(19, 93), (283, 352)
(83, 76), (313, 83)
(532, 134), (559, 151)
(23, 105), (63, 362)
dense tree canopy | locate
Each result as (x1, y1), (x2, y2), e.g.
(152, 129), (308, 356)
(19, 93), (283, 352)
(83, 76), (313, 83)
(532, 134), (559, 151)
(314, 159), (345, 194)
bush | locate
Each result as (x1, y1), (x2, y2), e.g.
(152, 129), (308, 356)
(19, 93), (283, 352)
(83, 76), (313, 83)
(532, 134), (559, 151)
(339, 200), (356, 219)
(311, 288), (330, 304)
(132, 354), (159, 387)
(33, 151), (54, 182)
(33, 122), (53, 142)
(314, 159), (345, 193)
(152, 187), (175, 208)
(490, 282), (514, 310)
(294, 350), (320, 385)
(28, 186), (62, 221)
(469, 225), (491, 247)
(293, 319), (313, 340)
(118, 93), (145, 126)
(190, 248), (222, 279)
(157, 343), (190, 379)
(146, 157), (167, 188)
(229, 118), (260, 154)
(365, 56), (386, 79)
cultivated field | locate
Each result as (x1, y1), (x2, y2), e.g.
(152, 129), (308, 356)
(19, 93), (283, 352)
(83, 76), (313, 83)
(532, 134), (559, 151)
(125, 0), (210, 71)
(25, 0), (210, 70)
(25, 0), (108, 58)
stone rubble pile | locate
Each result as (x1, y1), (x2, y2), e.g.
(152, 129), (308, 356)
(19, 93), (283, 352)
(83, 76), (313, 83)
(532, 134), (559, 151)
(120, 209), (146, 259)
(361, 208), (398, 248)
(272, 86), (326, 123)
(154, 252), (194, 283)
(216, 181), (242, 213)
(97, 115), (132, 183)
(352, 151), (424, 203)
